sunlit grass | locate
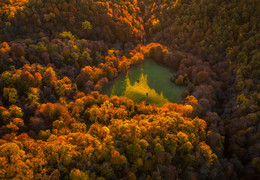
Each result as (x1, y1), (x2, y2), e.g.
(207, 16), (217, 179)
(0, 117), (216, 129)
(122, 73), (168, 107)
(107, 60), (185, 107)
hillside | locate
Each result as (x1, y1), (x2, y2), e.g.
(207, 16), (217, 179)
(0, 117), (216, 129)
(0, 0), (259, 179)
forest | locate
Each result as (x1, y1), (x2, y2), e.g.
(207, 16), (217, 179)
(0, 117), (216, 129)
(0, 0), (259, 179)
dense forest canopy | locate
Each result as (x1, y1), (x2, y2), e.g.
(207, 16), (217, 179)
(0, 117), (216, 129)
(0, 0), (259, 179)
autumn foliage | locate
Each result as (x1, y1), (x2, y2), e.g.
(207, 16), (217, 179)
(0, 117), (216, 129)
(0, 0), (259, 179)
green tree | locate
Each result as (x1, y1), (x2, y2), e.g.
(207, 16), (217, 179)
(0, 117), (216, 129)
(3, 88), (18, 104)
(82, 21), (93, 30)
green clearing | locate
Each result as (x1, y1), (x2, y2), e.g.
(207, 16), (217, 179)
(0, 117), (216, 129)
(105, 60), (185, 107)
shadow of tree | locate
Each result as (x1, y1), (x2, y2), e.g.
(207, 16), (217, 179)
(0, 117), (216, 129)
(106, 59), (185, 106)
